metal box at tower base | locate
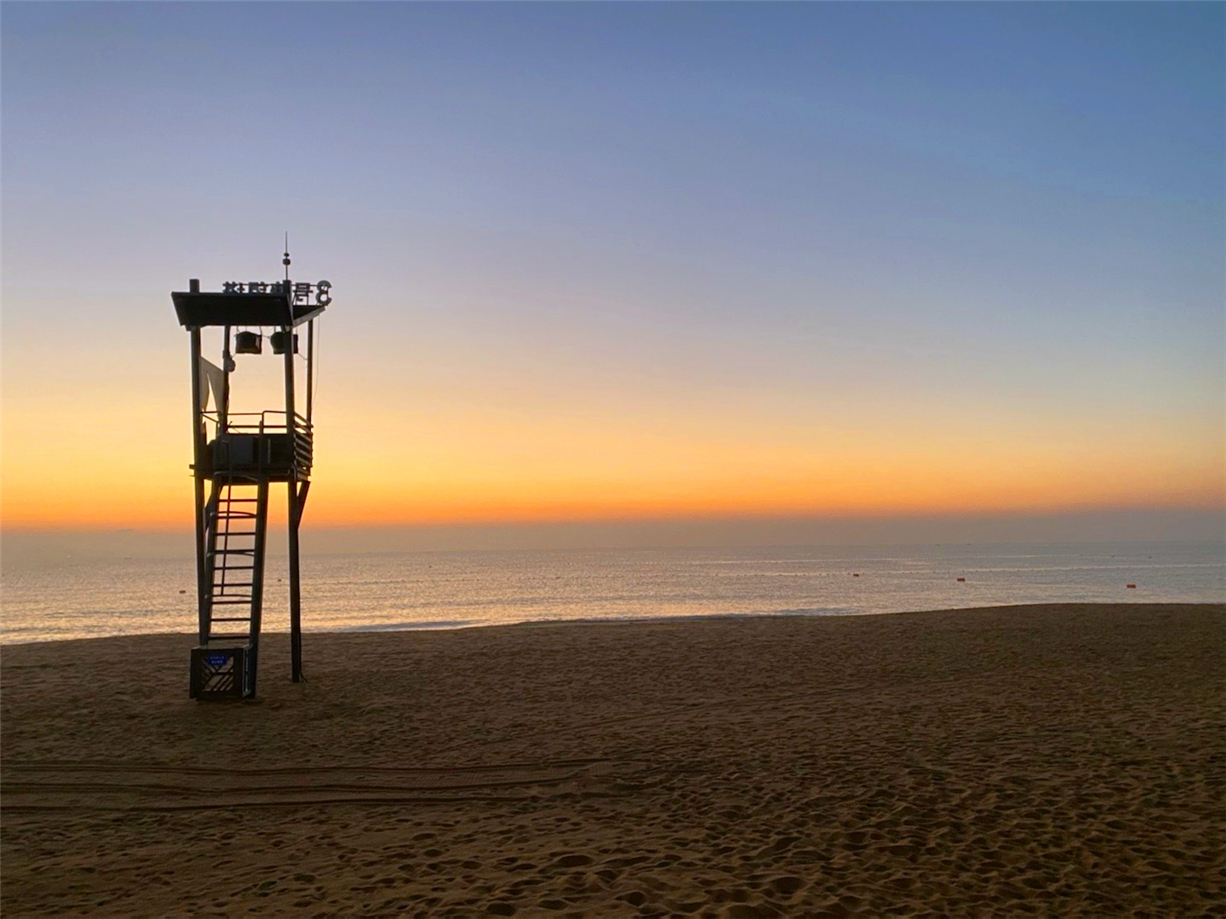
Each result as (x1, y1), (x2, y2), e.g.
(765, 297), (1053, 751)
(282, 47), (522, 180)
(190, 645), (252, 699)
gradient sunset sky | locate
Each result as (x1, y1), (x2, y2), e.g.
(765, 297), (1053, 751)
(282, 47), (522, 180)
(2, 3), (1223, 544)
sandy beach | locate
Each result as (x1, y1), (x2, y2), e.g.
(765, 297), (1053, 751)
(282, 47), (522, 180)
(2, 603), (1222, 917)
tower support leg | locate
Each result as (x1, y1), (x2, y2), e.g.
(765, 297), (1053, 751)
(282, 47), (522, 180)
(189, 327), (208, 646)
(288, 479), (303, 683)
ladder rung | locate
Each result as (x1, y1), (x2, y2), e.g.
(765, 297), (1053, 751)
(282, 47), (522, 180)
(220, 531), (258, 537)
(211, 598), (253, 605)
(211, 549), (255, 555)
(209, 633), (253, 641)
(218, 565), (255, 571)
(211, 617), (253, 623)
(213, 582), (254, 589)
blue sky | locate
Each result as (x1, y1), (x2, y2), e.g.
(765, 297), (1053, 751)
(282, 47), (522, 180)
(2, 2), (1223, 540)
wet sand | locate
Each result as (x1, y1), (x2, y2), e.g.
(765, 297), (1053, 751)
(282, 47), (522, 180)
(2, 603), (1223, 916)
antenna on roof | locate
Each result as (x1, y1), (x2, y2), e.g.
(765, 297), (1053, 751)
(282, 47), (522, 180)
(283, 233), (291, 281)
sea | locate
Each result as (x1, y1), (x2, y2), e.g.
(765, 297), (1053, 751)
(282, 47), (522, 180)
(1, 541), (1222, 645)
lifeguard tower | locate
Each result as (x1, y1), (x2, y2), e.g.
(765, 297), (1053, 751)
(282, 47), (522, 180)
(171, 247), (330, 699)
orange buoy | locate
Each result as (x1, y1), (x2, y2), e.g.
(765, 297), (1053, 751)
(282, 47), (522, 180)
(852, 573), (860, 577)
(956, 577), (966, 582)
(1126, 584), (1136, 589)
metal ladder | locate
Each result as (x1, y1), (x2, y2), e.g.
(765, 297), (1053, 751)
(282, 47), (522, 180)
(203, 478), (269, 648)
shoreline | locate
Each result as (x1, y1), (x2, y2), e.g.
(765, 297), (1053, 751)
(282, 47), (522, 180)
(4, 602), (1223, 916)
(3, 599), (1222, 649)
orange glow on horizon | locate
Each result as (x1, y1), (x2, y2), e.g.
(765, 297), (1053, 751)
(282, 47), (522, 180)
(3, 448), (1221, 531)
(3, 353), (1221, 531)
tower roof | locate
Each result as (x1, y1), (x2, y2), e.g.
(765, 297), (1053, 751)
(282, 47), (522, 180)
(172, 290), (326, 328)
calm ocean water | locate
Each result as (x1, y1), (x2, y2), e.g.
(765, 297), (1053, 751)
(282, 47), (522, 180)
(1, 542), (1222, 645)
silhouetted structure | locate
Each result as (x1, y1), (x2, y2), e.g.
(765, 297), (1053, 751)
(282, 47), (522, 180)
(171, 252), (329, 698)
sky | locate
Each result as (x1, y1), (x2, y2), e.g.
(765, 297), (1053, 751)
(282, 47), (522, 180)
(2, 2), (1223, 548)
